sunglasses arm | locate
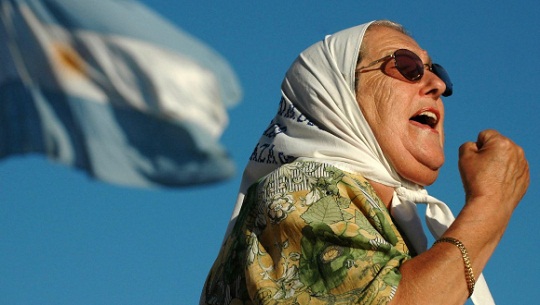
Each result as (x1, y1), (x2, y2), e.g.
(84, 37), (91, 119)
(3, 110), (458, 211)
(356, 55), (393, 72)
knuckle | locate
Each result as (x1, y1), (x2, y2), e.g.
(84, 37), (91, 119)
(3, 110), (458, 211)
(495, 136), (515, 150)
(516, 145), (526, 157)
(458, 143), (470, 156)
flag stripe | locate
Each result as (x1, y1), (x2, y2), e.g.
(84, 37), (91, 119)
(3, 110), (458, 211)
(1, 0), (241, 188)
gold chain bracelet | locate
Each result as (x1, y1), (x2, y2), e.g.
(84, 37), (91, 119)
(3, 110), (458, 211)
(434, 237), (476, 298)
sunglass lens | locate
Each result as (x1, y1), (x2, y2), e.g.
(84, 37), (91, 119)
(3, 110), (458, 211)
(394, 49), (424, 81)
(431, 63), (453, 97)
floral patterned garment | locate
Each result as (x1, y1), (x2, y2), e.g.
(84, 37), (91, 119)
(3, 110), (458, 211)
(202, 160), (412, 305)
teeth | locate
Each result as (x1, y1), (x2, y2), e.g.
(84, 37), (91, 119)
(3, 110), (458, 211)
(418, 111), (438, 122)
(411, 110), (439, 127)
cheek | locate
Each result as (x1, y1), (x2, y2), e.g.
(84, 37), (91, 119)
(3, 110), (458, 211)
(358, 77), (397, 125)
(357, 79), (407, 162)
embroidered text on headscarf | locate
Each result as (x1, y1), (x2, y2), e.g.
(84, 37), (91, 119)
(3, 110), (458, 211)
(249, 97), (318, 165)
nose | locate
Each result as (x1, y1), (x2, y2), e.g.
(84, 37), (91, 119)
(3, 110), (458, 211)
(420, 67), (447, 98)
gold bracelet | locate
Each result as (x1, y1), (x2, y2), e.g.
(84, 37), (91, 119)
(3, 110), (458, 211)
(434, 237), (476, 298)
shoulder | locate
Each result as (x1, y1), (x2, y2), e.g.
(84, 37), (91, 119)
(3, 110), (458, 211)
(255, 160), (383, 208)
(254, 159), (403, 241)
(242, 160), (391, 232)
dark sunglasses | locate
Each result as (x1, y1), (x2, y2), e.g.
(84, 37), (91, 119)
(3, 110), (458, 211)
(356, 49), (453, 97)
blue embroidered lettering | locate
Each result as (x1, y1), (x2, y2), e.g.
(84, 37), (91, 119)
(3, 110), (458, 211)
(257, 143), (270, 162)
(284, 104), (296, 119)
(249, 143), (260, 161)
(277, 98), (287, 116)
(251, 142), (293, 165)
(277, 98), (296, 119)
(276, 97), (315, 127)
(266, 144), (278, 164)
(263, 123), (287, 138)
(278, 152), (289, 164)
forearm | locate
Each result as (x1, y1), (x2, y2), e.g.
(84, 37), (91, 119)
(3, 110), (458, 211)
(390, 196), (512, 305)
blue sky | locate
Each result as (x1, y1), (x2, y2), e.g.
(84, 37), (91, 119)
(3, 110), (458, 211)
(2, 1), (540, 304)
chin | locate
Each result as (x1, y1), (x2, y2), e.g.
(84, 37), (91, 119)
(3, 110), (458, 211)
(417, 173), (439, 186)
(400, 166), (440, 187)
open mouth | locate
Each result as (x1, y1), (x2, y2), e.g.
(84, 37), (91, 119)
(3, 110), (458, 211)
(410, 110), (439, 129)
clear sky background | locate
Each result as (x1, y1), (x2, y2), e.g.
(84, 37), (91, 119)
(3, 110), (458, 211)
(1, 1), (539, 304)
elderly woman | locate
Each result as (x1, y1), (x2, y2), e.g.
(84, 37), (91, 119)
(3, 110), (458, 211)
(200, 20), (529, 305)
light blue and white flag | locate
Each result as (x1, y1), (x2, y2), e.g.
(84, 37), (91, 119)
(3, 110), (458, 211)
(0, 0), (242, 187)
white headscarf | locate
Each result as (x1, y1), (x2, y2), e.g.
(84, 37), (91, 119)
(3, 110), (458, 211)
(228, 21), (493, 304)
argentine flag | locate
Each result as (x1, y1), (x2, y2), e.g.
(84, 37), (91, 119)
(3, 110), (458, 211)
(0, 0), (242, 187)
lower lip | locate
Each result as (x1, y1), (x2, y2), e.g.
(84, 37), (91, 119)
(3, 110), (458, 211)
(409, 120), (439, 134)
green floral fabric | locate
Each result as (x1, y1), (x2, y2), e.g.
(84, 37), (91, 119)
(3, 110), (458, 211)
(202, 160), (412, 305)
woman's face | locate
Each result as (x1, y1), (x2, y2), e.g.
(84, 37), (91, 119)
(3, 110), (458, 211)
(356, 26), (447, 186)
